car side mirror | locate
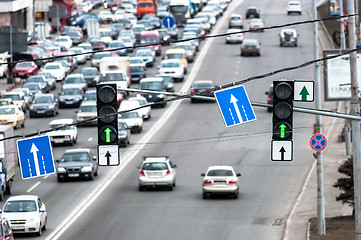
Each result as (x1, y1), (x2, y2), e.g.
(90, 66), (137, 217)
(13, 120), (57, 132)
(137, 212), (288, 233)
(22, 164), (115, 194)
(92, 156), (97, 161)
(173, 164), (177, 168)
(237, 173), (241, 177)
(75, 110), (78, 113)
(56, 159), (60, 163)
(201, 173), (205, 177)
(297, 34), (300, 37)
(40, 204), (46, 212)
(265, 91), (269, 95)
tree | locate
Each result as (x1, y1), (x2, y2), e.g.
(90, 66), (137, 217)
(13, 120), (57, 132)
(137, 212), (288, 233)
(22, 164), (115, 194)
(333, 156), (354, 208)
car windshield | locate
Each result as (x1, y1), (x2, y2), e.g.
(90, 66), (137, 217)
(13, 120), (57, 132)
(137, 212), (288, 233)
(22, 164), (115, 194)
(2, 94), (20, 100)
(118, 122), (126, 130)
(62, 88), (82, 95)
(27, 77), (44, 83)
(139, 81), (162, 90)
(136, 51), (151, 57)
(102, 73), (125, 81)
(24, 84), (40, 90)
(3, 200), (37, 212)
(94, 53), (110, 59)
(130, 59), (142, 64)
(193, 82), (213, 88)
(78, 105), (97, 112)
(33, 96), (52, 104)
(65, 77), (83, 84)
(16, 62), (32, 68)
(140, 36), (158, 44)
(132, 27), (144, 33)
(108, 42), (125, 48)
(82, 69), (98, 75)
(100, 31), (112, 37)
(138, 2), (153, 7)
(0, 101), (9, 106)
(175, 45), (190, 51)
(49, 124), (73, 131)
(0, 108), (15, 114)
(130, 65), (144, 71)
(161, 62), (179, 68)
(170, 5), (187, 13)
(61, 152), (91, 162)
(84, 93), (96, 101)
(166, 53), (183, 59)
(142, 162), (168, 170)
(120, 112), (139, 118)
(44, 65), (60, 70)
(56, 38), (68, 42)
(207, 169), (234, 176)
(67, 31), (80, 37)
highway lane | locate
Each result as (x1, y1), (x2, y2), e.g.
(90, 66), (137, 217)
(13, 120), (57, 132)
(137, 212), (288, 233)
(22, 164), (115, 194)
(50, 0), (318, 240)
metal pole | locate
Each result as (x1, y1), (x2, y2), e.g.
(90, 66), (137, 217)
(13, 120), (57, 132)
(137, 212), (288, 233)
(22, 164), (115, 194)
(347, 0), (361, 238)
(340, 0), (352, 156)
(312, 0), (326, 235)
(56, 6), (60, 36)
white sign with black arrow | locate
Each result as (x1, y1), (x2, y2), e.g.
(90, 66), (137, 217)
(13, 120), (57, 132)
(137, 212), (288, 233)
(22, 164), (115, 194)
(98, 145), (120, 166)
(271, 140), (293, 161)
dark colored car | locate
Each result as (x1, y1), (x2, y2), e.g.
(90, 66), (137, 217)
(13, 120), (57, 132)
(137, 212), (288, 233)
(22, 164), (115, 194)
(107, 41), (127, 56)
(81, 67), (100, 87)
(62, 26), (83, 36)
(56, 148), (98, 181)
(58, 87), (84, 108)
(167, 26), (179, 40)
(246, 6), (261, 19)
(118, 121), (131, 147)
(29, 94), (59, 117)
(70, 13), (100, 29)
(139, 78), (167, 108)
(12, 52), (44, 68)
(116, 19), (132, 29)
(64, 31), (84, 45)
(190, 80), (216, 103)
(22, 83), (43, 96)
(130, 64), (147, 82)
(90, 39), (106, 51)
(155, 74), (174, 92)
(158, 28), (171, 44)
(240, 39), (261, 56)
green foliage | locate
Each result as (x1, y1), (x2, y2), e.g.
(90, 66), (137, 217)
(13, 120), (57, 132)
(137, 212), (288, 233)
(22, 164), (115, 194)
(333, 156), (354, 207)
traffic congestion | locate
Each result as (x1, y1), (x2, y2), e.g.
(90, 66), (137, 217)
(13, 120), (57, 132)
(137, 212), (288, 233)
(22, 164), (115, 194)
(0, 0), (312, 238)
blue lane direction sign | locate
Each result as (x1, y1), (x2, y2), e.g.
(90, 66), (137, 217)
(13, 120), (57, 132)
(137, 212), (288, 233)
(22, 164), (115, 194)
(162, 16), (175, 29)
(215, 85), (256, 127)
(17, 135), (55, 179)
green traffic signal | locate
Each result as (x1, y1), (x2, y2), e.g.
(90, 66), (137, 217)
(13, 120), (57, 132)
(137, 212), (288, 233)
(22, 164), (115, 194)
(104, 128), (112, 143)
(279, 124), (286, 139)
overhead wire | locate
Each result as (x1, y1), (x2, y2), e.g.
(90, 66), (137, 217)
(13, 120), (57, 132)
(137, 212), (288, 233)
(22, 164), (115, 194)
(0, 13), (358, 141)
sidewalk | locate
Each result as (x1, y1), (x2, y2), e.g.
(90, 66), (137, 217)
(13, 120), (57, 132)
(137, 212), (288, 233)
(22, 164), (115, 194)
(0, 76), (24, 95)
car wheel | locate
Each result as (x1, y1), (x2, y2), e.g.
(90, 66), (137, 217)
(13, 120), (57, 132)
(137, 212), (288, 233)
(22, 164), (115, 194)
(37, 225), (42, 236)
(14, 121), (18, 129)
(52, 111), (56, 117)
(57, 177), (63, 182)
(42, 217), (47, 231)
(74, 137), (77, 144)
(233, 194), (238, 199)
(191, 99), (195, 103)
(89, 172), (94, 181)
(168, 185), (173, 191)
(69, 139), (74, 146)
(138, 185), (143, 191)
(94, 169), (98, 176)
(203, 193), (208, 199)
(0, 188), (4, 201)
(21, 120), (25, 128)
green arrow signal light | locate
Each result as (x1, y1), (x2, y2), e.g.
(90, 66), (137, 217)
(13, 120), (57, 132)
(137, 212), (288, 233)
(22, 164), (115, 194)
(279, 124), (287, 139)
(104, 128), (112, 143)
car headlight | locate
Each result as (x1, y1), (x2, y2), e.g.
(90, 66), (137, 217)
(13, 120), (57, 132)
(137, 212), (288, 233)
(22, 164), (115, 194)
(81, 166), (92, 172)
(57, 167), (66, 173)
(157, 94), (164, 98)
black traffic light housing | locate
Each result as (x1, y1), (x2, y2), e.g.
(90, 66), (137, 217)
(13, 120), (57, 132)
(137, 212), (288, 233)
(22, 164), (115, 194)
(97, 84), (118, 145)
(272, 80), (293, 140)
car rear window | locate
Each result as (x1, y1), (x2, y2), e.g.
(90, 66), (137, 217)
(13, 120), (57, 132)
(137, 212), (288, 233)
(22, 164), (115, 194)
(231, 16), (241, 20)
(207, 169), (234, 176)
(142, 162), (168, 170)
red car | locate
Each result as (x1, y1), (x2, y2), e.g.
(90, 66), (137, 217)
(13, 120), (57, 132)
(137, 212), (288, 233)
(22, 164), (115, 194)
(0, 218), (14, 240)
(90, 40), (106, 51)
(13, 61), (38, 78)
(117, 88), (125, 107)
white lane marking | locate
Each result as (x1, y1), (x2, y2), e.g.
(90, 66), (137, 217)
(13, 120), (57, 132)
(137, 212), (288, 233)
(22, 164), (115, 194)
(43, 175), (50, 180)
(283, 102), (340, 240)
(46, 2), (243, 239)
(88, 137), (93, 142)
(27, 182), (41, 193)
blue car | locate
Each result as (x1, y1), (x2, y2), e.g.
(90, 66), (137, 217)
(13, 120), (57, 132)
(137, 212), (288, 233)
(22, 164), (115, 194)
(130, 64), (146, 82)
(108, 40), (127, 56)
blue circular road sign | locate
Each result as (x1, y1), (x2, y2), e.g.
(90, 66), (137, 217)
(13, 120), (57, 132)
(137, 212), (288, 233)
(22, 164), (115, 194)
(162, 16), (175, 29)
(310, 133), (327, 152)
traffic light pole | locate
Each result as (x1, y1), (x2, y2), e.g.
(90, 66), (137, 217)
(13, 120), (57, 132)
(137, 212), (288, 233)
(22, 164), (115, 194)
(347, 0), (361, 239)
(312, 0), (325, 235)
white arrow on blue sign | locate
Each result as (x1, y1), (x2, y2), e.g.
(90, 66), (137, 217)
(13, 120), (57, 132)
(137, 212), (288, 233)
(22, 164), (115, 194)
(17, 135), (55, 179)
(214, 85), (256, 127)
(162, 16), (175, 29)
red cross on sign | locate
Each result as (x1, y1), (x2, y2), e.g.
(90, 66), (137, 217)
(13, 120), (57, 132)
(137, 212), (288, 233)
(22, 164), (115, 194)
(310, 134), (327, 152)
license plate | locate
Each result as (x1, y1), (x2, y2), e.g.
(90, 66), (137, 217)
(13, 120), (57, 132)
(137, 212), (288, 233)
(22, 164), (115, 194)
(12, 226), (25, 230)
(37, 111), (45, 114)
(68, 173), (79, 177)
(19, 73), (25, 76)
(148, 172), (162, 176)
(214, 181), (226, 185)
(247, 47), (254, 49)
(66, 101), (73, 104)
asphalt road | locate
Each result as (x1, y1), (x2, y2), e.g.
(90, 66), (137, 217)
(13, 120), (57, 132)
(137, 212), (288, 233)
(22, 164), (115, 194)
(6, 0), (319, 239)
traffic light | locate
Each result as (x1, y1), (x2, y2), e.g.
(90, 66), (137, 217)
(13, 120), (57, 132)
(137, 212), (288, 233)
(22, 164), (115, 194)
(272, 80), (293, 140)
(97, 84), (118, 145)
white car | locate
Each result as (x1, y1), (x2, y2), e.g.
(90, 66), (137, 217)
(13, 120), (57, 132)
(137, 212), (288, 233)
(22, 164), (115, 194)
(42, 62), (67, 81)
(201, 166), (241, 199)
(0, 55), (8, 78)
(114, 9), (126, 22)
(47, 118), (78, 145)
(226, 28), (244, 44)
(118, 111), (143, 133)
(63, 73), (87, 92)
(287, 0), (302, 15)
(128, 96), (151, 120)
(99, 10), (114, 23)
(69, 47), (87, 64)
(54, 36), (73, 50)
(158, 59), (185, 82)
(76, 101), (98, 126)
(138, 156), (177, 191)
(99, 28), (113, 45)
(79, 1), (93, 12)
(1, 195), (47, 236)
(78, 43), (93, 59)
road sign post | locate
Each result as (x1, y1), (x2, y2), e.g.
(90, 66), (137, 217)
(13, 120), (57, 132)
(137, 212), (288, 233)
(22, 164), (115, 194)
(214, 85), (256, 127)
(162, 16), (175, 29)
(17, 135), (55, 179)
